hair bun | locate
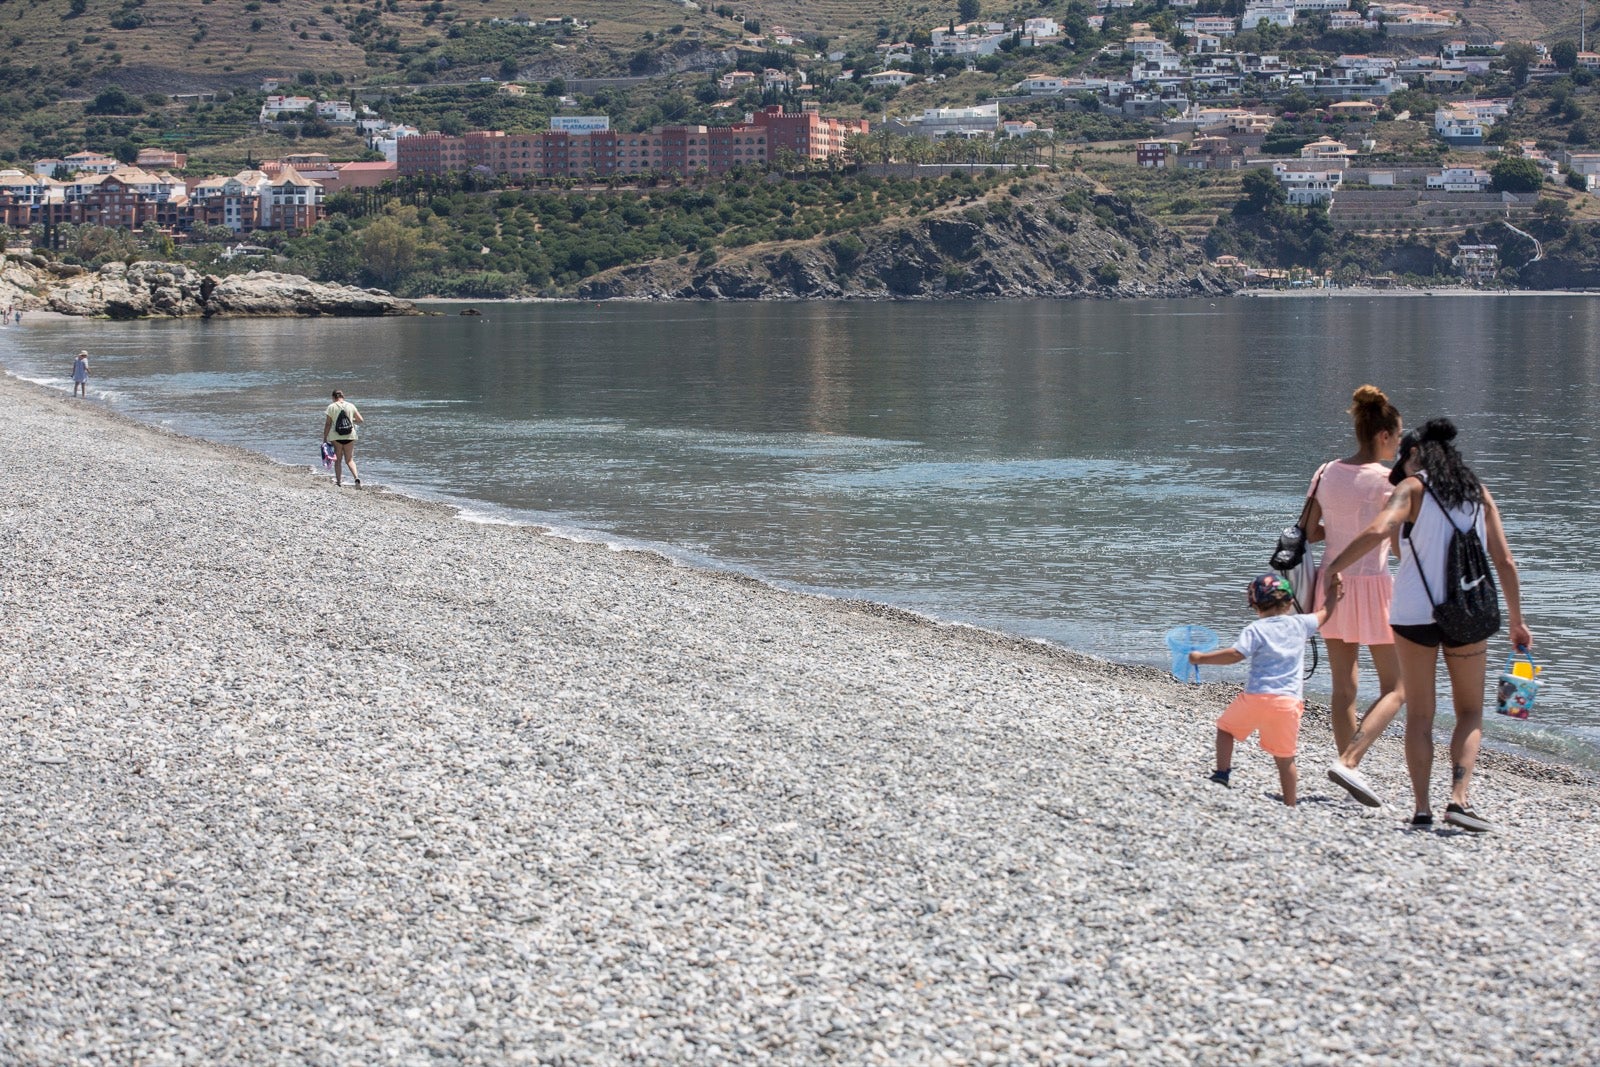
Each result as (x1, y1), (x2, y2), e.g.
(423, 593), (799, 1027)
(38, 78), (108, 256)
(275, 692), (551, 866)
(1420, 417), (1457, 444)
(1351, 384), (1388, 409)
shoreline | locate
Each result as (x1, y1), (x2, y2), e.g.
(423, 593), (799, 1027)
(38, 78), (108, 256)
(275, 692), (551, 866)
(1241, 286), (1600, 298)
(3, 371), (1598, 1061)
(14, 354), (1593, 776)
(15, 363), (1591, 776)
(421, 286), (1600, 304)
(10, 287), (1600, 317)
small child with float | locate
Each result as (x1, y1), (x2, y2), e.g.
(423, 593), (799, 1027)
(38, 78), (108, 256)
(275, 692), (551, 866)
(1189, 572), (1343, 807)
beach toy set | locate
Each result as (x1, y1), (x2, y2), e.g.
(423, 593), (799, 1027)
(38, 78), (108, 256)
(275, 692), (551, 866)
(1166, 625), (1220, 684)
(1495, 648), (1542, 720)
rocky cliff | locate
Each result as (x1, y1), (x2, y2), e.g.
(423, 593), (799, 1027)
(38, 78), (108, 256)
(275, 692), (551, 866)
(0, 257), (419, 319)
(577, 192), (1236, 301)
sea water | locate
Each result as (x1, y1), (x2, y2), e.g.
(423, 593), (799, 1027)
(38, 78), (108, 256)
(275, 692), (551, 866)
(5, 296), (1597, 767)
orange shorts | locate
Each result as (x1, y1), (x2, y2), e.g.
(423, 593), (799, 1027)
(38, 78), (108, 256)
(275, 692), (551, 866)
(1216, 692), (1304, 759)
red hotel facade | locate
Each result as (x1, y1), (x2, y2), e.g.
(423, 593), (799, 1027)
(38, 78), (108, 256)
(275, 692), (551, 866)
(397, 107), (869, 179)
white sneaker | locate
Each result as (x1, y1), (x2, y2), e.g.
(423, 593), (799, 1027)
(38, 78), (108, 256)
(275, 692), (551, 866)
(1327, 763), (1383, 808)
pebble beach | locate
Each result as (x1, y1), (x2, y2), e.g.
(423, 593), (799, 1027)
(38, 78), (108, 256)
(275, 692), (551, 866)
(2, 371), (1597, 1065)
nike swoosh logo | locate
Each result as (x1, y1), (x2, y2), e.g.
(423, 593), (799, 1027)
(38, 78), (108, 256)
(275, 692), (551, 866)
(1460, 576), (1486, 591)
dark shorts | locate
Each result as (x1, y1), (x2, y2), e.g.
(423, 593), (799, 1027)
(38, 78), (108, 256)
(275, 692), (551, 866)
(1391, 622), (1481, 649)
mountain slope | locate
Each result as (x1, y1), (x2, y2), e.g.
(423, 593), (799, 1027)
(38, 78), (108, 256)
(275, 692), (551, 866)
(4, 0), (965, 94)
(575, 176), (1233, 300)
(9, 0), (1584, 100)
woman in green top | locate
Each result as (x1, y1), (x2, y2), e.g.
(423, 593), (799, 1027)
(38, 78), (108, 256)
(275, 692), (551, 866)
(322, 389), (364, 488)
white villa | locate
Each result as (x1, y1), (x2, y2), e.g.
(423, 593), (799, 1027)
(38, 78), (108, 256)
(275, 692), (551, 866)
(258, 95), (315, 123)
(1013, 75), (1073, 94)
(1271, 161), (1343, 203)
(864, 70), (917, 89)
(1427, 166), (1492, 191)
(911, 102), (1001, 138)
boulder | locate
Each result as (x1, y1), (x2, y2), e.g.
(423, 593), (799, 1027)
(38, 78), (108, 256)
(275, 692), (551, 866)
(202, 271), (417, 317)
(36, 261), (419, 318)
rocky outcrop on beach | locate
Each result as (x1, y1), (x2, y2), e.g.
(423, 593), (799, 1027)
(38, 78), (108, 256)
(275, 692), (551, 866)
(578, 191), (1236, 301)
(0, 256), (418, 318)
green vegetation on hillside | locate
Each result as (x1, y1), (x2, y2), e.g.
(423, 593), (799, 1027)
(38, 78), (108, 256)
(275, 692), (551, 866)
(276, 167), (1010, 296)
(1204, 169), (1340, 269)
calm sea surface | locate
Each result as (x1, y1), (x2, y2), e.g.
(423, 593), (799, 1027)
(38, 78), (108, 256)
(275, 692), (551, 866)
(5, 296), (1598, 767)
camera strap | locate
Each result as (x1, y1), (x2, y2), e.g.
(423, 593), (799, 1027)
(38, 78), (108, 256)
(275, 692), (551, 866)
(1297, 462), (1329, 530)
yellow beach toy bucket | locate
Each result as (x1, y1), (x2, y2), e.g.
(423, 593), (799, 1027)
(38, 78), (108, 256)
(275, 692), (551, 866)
(1495, 648), (1541, 720)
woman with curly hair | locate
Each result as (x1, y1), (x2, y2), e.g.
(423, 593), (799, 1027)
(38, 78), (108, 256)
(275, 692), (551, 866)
(1323, 419), (1531, 832)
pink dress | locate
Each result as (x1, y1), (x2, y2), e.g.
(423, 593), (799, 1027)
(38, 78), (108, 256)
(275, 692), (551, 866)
(1310, 460), (1394, 645)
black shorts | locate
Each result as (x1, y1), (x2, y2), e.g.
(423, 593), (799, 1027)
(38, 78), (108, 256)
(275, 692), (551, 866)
(1391, 622), (1483, 649)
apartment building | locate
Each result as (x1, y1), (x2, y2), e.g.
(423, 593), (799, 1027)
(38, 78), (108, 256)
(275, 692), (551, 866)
(263, 166), (325, 231)
(397, 107), (862, 179)
(0, 159), (327, 236)
(750, 106), (868, 162)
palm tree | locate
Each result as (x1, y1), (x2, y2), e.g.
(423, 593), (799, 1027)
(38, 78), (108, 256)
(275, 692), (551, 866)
(1022, 131), (1052, 166)
(843, 131), (871, 169)
(870, 127), (897, 164)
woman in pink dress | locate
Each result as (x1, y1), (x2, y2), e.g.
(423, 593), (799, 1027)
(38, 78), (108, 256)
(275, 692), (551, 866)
(1304, 385), (1404, 758)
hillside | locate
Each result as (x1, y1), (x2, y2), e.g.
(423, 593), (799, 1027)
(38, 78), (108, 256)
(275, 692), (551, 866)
(235, 164), (1229, 300)
(0, 0), (965, 162)
(2, 0), (972, 97)
(573, 172), (1232, 300)
(1, 0), (1587, 107)
(1, 0), (1595, 166)
(6, 0), (1585, 93)
(1453, 0), (1595, 46)
(7, 1), (1600, 300)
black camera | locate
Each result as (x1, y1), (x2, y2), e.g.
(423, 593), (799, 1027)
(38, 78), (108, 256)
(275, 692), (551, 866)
(1270, 524), (1306, 571)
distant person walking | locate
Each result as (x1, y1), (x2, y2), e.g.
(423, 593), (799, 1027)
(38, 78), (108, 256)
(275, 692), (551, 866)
(1304, 385), (1406, 760)
(1324, 419), (1531, 832)
(322, 389), (364, 488)
(71, 350), (89, 398)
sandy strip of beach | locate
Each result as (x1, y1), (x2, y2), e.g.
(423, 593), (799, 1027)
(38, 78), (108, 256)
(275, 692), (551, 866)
(1, 371), (1596, 1065)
